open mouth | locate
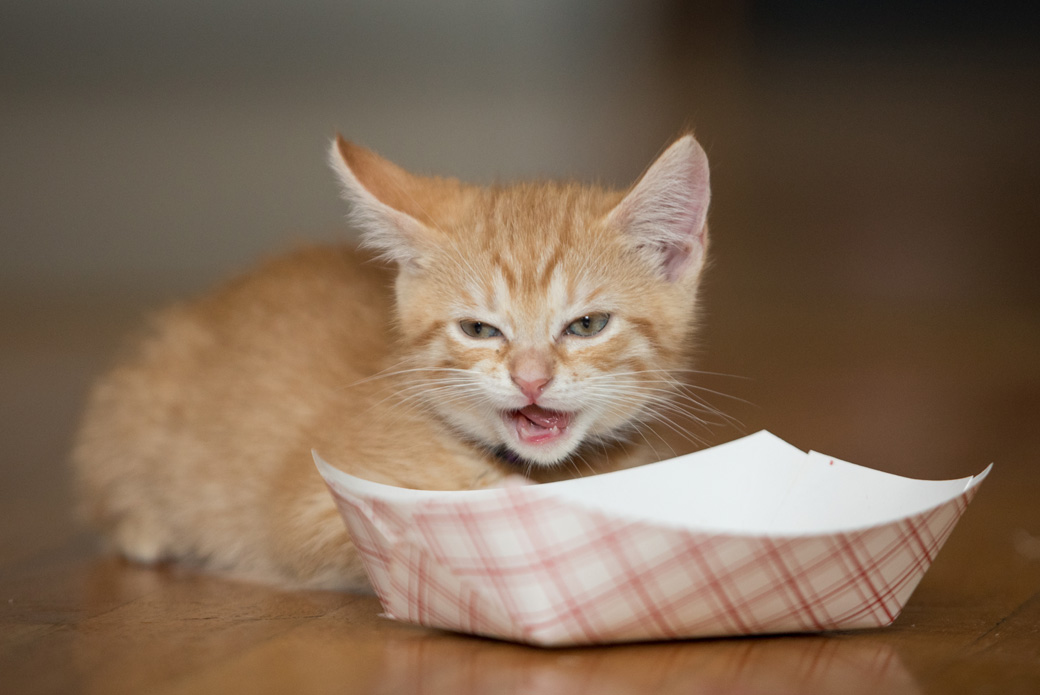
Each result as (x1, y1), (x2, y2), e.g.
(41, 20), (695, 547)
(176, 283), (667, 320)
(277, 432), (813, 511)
(505, 405), (573, 446)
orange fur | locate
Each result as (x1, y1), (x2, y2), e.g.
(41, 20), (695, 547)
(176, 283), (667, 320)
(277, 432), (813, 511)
(72, 134), (712, 590)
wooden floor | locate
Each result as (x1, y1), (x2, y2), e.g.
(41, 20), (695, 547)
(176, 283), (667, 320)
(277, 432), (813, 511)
(2, 282), (1039, 695)
(3, 44), (1040, 695)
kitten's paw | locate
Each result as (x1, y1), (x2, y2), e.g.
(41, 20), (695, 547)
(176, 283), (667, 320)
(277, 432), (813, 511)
(493, 474), (535, 489)
(112, 516), (169, 564)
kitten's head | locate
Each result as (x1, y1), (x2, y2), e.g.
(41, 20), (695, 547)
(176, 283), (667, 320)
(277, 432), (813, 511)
(330, 134), (710, 467)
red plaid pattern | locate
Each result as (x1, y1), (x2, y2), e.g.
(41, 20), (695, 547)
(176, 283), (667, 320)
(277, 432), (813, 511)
(321, 457), (988, 647)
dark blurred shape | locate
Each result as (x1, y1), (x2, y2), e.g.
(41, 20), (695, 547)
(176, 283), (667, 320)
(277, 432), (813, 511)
(750, 0), (1040, 49)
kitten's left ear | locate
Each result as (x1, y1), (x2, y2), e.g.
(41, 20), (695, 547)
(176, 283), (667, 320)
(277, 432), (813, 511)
(606, 134), (711, 282)
(328, 135), (437, 267)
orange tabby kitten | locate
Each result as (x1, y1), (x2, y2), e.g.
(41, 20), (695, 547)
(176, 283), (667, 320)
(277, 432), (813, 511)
(72, 133), (712, 590)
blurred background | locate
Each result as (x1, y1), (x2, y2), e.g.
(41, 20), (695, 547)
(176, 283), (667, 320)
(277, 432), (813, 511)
(2, 1), (1039, 562)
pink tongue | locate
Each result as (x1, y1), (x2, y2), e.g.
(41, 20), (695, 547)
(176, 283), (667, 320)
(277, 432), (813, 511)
(518, 405), (572, 430)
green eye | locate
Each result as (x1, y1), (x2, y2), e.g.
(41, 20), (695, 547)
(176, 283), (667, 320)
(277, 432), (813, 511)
(566, 313), (610, 337)
(460, 320), (502, 339)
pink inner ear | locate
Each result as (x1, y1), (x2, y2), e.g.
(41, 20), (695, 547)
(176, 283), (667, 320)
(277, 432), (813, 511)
(628, 205), (707, 282)
(611, 135), (710, 282)
(656, 175), (709, 282)
(661, 239), (700, 282)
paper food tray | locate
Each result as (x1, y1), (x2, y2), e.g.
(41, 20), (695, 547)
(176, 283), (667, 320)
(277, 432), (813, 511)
(315, 431), (990, 647)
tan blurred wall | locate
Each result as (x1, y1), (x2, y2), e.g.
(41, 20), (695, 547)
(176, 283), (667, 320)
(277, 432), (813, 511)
(1, 1), (1038, 311)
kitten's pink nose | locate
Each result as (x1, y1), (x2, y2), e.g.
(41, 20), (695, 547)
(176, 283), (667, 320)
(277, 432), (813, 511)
(511, 349), (554, 402)
(512, 375), (551, 402)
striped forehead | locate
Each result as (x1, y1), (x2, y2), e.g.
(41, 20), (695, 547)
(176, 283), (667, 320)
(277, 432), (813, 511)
(480, 246), (602, 329)
(440, 187), (614, 323)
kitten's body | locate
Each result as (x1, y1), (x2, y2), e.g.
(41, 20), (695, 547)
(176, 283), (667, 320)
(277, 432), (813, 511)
(73, 135), (712, 590)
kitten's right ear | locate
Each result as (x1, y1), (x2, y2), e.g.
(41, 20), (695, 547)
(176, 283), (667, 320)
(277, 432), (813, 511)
(606, 134), (711, 282)
(328, 135), (431, 267)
